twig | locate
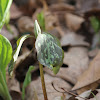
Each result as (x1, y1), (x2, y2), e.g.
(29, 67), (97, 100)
(52, 82), (89, 100)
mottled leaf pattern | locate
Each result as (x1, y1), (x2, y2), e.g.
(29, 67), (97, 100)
(35, 32), (64, 74)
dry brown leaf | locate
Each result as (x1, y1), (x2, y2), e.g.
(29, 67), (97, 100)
(72, 50), (100, 91)
(44, 47), (89, 84)
(17, 16), (34, 33)
(76, 0), (100, 13)
(32, 8), (42, 22)
(0, 25), (18, 41)
(45, 11), (59, 31)
(7, 78), (20, 93)
(88, 48), (99, 58)
(61, 32), (90, 47)
(10, 3), (23, 19)
(65, 13), (84, 31)
(26, 74), (72, 100)
(76, 82), (99, 94)
(75, 90), (91, 100)
(6, 75), (21, 100)
(46, 0), (67, 5)
(50, 3), (75, 12)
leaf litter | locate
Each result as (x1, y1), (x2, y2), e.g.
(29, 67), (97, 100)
(3, 0), (100, 100)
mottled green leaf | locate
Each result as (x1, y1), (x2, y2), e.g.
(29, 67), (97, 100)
(8, 34), (31, 76)
(37, 11), (45, 31)
(34, 20), (41, 38)
(0, 0), (12, 29)
(35, 32), (64, 74)
(0, 34), (12, 78)
(22, 66), (34, 100)
(90, 16), (100, 33)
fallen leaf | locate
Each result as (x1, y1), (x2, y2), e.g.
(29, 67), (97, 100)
(6, 75), (21, 100)
(72, 50), (100, 91)
(46, 0), (67, 6)
(44, 47), (89, 84)
(26, 74), (72, 100)
(89, 89), (100, 100)
(0, 25), (18, 41)
(75, 90), (91, 100)
(65, 13), (84, 31)
(61, 32), (90, 47)
(88, 48), (99, 58)
(76, 82), (99, 94)
(14, 0), (40, 16)
(10, 3), (23, 19)
(50, 3), (75, 12)
(32, 8), (42, 22)
(17, 16), (34, 33)
(45, 11), (59, 31)
(76, 0), (100, 13)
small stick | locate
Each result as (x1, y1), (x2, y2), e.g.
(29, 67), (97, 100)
(52, 83), (89, 100)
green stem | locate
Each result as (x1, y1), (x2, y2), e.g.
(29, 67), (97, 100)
(39, 63), (48, 100)
(0, 70), (12, 100)
(91, 92), (98, 100)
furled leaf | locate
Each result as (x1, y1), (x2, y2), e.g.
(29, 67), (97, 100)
(0, 0), (12, 29)
(8, 34), (31, 76)
(34, 20), (41, 38)
(22, 66), (34, 100)
(0, 34), (12, 78)
(35, 32), (64, 74)
(90, 16), (100, 33)
(37, 11), (45, 31)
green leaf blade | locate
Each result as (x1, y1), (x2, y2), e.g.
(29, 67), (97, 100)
(0, 0), (12, 29)
(37, 11), (45, 31)
(22, 66), (34, 100)
(0, 34), (12, 76)
(90, 16), (100, 33)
